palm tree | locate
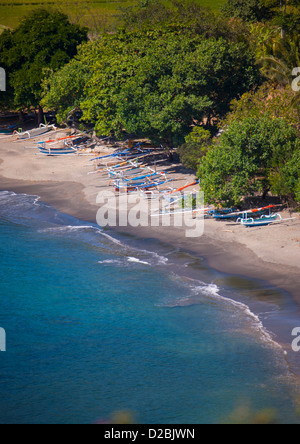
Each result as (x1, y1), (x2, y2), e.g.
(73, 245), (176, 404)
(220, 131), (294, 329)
(260, 32), (300, 110)
(261, 33), (300, 84)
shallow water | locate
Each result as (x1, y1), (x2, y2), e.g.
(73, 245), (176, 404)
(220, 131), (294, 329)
(0, 191), (298, 424)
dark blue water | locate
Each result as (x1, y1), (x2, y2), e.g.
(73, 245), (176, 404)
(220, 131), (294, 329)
(0, 191), (298, 424)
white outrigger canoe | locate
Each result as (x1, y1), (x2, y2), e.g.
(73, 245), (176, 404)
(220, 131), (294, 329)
(14, 124), (56, 140)
(37, 139), (77, 156)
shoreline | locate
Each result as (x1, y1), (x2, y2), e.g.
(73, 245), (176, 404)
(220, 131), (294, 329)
(1, 134), (300, 373)
(1, 173), (299, 305)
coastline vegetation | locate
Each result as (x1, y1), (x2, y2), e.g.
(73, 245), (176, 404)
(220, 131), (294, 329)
(0, 0), (299, 206)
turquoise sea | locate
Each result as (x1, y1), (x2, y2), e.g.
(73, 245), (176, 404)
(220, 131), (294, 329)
(0, 190), (299, 424)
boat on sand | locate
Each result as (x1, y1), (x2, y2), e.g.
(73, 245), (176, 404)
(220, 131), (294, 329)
(14, 124), (56, 140)
(239, 214), (282, 227)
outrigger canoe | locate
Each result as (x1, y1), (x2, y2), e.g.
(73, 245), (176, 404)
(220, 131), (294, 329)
(15, 124), (56, 140)
(115, 179), (172, 193)
(38, 145), (77, 155)
(38, 140), (77, 155)
(212, 205), (277, 220)
(118, 171), (165, 184)
(239, 214), (282, 227)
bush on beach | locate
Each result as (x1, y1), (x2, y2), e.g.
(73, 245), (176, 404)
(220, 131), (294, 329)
(197, 118), (300, 206)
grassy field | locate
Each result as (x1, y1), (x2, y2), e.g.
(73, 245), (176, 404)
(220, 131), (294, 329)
(0, 0), (226, 30)
(0, 1), (129, 29)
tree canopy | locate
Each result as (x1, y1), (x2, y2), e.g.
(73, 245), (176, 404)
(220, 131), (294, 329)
(178, 127), (211, 170)
(0, 8), (88, 111)
(223, 82), (299, 128)
(43, 29), (260, 145)
(198, 118), (300, 206)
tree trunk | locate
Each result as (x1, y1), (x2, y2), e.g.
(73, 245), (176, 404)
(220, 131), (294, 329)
(37, 106), (44, 125)
(280, 0), (287, 40)
(262, 188), (270, 200)
(18, 110), (24, 125)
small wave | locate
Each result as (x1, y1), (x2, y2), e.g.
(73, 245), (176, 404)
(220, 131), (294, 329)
(0, 191), (16, 198)
(32, 196), (41, 206)
(39, 225), (101, 234)
(138, 248), (169, 266)
(127, 257), (150, 266)
(100, 231), (123, 246)
(0, 191), (40, 203)
(98, 259), (123, 265)
(38, 224), (128, 250)
(98, 257), (150, 266)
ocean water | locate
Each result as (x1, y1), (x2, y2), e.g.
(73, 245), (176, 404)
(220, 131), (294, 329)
(0, 190), (299, 424)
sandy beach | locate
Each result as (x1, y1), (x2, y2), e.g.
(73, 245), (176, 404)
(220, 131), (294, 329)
(1, 130), (300, 357)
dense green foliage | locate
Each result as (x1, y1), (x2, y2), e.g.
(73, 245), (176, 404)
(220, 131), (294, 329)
(224, 83), (299, 128)
(198, 118), (300, 206)
(43, 28), (260, 145)
(41, 40), (100, 122)
(222, 0), (274, 22)
(177, 127), (211, 170)
(0, 9), (88, 110)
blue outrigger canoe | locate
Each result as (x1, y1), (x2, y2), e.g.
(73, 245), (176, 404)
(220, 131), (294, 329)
(239, 214), (281, 227)
(38, 143), (77, 156)
(115, 179), (172, 192)
(120, 171), (164, 184)
(209, 205), (277, 221)
(211, 209), (235, 220)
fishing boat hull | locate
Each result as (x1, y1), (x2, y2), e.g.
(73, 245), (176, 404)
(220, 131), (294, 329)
(213, 213), (238, 220)
(115, 179), (171, 193)
(38, 147), (77, 155)
(16, 124), (56, 140)
(120, 173), (163, 185)
(240, 214), (281, 227)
